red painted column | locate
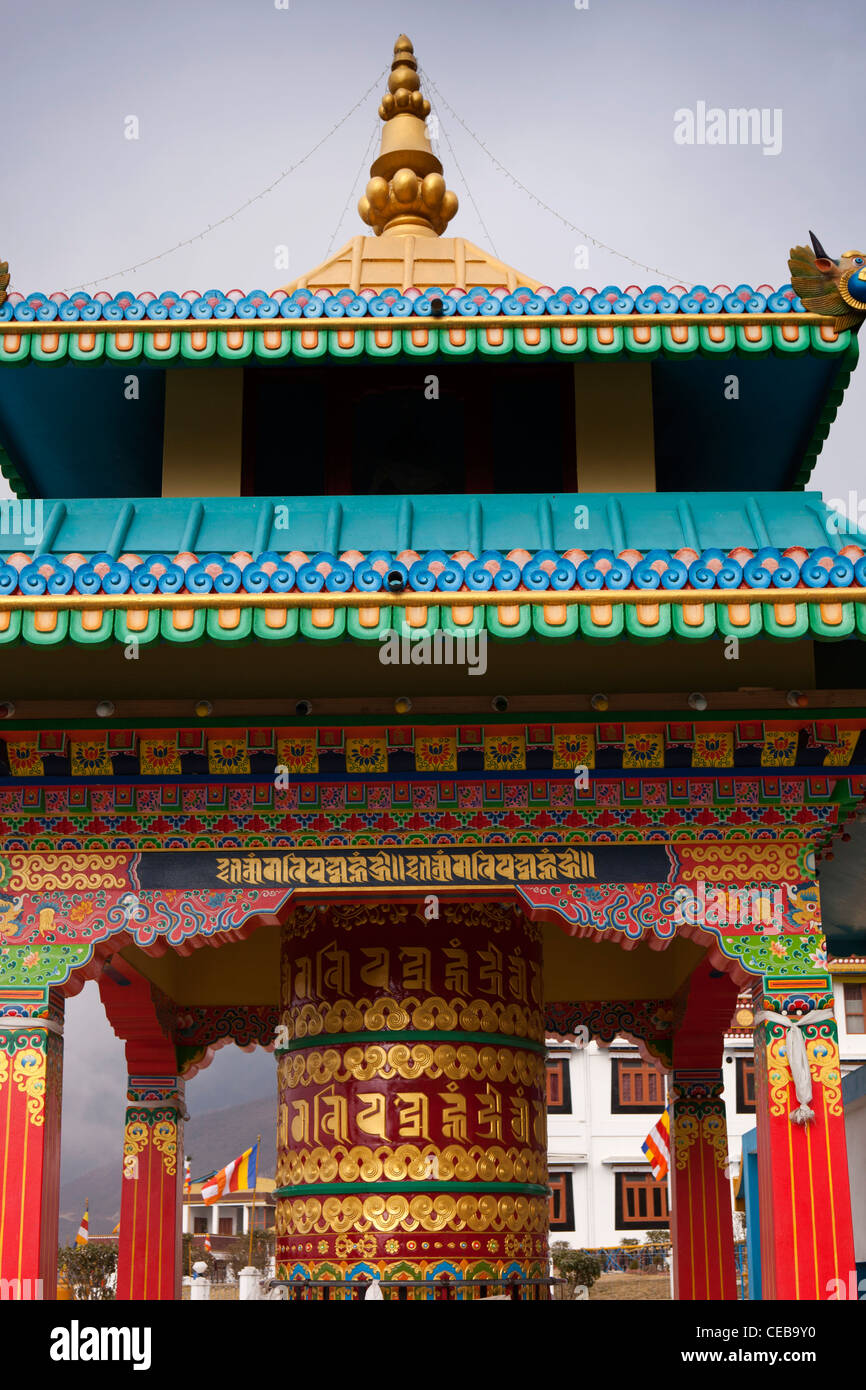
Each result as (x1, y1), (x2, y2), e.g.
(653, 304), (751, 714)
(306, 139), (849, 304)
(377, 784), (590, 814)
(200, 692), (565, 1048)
(668, 958), (738, 1301)
(117, 1075), (185, 1301)
(100, 967), (184, 1301)
(754, 973), (855, 1300)
(0, 992), (64, 1298)
(669, 1069), (737, 1301)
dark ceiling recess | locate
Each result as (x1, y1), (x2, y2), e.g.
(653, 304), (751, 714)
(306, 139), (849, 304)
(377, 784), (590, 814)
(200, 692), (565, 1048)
(242, 362), (576, 498)
(651, 354), (837, 491)
(819, 821), (866, 955)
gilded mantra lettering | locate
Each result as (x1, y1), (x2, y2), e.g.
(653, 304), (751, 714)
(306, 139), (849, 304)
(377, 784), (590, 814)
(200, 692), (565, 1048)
(288, 941), (537, 1000)
(281, 1084), (542, 1149)
(215, 847), (597, 888)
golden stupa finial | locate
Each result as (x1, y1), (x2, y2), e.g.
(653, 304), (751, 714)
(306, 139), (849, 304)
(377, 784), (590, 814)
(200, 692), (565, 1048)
(358, 35), (458, 239)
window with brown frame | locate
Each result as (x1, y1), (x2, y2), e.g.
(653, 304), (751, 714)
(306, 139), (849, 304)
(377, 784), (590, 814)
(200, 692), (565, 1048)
(549, 1172), (575, 1232)
(611, 1059), (665, 1114)
(546, 1057), (572, 1114)
(736, 1056), (756, 1113)
(615, 1172), (669, 1231)
(844, 983), (866, 1033)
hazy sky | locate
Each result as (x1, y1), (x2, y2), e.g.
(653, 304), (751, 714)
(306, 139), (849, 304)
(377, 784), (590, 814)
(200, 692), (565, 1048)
(5, 0), (866, 1183)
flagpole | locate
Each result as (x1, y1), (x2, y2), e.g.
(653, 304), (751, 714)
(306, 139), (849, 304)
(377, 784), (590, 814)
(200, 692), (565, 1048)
(185, 1155), (192, 1278)
(248, 1135), (261, 1268)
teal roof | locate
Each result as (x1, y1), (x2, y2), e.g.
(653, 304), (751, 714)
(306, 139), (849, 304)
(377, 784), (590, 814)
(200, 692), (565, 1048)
(1, 490), (842, 559)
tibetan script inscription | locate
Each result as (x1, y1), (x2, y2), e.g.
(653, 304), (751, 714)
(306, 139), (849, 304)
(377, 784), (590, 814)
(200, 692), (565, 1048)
(129, 843), (670, 891)
(212, 847), (597, 889)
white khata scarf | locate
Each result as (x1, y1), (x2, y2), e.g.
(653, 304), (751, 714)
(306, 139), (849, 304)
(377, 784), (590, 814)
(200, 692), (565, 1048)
(752, 1009), (835, 1125)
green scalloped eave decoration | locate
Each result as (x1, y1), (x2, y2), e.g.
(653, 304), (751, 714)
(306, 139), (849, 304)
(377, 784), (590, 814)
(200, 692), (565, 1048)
(1, 598), (866, 645)
(793, 337), (859, 490)
(0, 321), (854, 369)
(0, 444), (30, 500)
(711, 932), (825, 977)
(0, 943), (93, 989)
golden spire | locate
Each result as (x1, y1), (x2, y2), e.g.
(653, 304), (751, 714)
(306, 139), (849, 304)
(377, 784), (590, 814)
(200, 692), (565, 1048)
(358, 35), (458, 239)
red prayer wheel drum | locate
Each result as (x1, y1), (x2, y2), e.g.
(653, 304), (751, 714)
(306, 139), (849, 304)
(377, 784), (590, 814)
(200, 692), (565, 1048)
(275, 901), (549, 1289)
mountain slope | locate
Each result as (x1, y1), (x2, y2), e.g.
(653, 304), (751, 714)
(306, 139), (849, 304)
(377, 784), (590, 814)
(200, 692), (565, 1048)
(58, 1092), (277, 1244)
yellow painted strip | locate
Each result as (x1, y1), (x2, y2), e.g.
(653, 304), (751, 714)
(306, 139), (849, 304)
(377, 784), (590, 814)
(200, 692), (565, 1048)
(805, 1118), (819, 1297)
(714, 1138), (724, 1296)
(0, 312), (830, 335)
(127, 1153), (138, 1301)
(144, 1135), (152, 1301)
(788, 1103), (799, 1299)
(0, 586), (861, 612)
(157, 1159), (164, 1300)
(823, 1076), (840, 1289)
(18, 1092), (29, 1279)
(688, 1146), (695, 1300)
(0, 1072), (12, 1272)
(699, 1131), (708, 1299)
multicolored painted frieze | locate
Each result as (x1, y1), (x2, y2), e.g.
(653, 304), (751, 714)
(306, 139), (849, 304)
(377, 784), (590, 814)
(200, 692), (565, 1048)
(0, 781), (846, 855)
(3, 717), (863, 775)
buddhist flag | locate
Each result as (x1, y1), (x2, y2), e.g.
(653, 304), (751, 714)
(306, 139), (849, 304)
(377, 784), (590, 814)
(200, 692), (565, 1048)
(200, 1142), (258, 1205)
(76, 1203), (89, 1246)
(184, 1156), (192, 1196)
(642, 1108), (671, 1181)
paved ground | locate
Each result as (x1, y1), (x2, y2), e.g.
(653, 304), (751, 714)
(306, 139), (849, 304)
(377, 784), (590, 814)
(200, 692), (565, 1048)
(589, 1272), (671, 1300)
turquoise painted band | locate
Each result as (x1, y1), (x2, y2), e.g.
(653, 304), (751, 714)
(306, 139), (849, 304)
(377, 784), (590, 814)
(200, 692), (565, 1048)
(275, 1180), (549, 1198)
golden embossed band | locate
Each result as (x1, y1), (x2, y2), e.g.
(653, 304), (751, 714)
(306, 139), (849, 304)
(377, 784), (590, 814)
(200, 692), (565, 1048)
(281, 995), (545, 1042)
(278, 1043), (547, 1088)
(277, 1143), (547, 1186)
(275, 1193), (550, 1236)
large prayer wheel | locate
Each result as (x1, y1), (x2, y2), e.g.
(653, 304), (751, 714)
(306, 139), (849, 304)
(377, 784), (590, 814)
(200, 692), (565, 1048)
(275, 901), (549, 1288)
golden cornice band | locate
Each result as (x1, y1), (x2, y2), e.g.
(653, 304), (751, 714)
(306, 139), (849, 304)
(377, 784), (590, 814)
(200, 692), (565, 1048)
(278, 1042), (547, 1087)
(275, 1192), (549, 1236)
(0, 312), (832, 336)
(277, 1142), (547, 1186)
(0, 587), (863, 611)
